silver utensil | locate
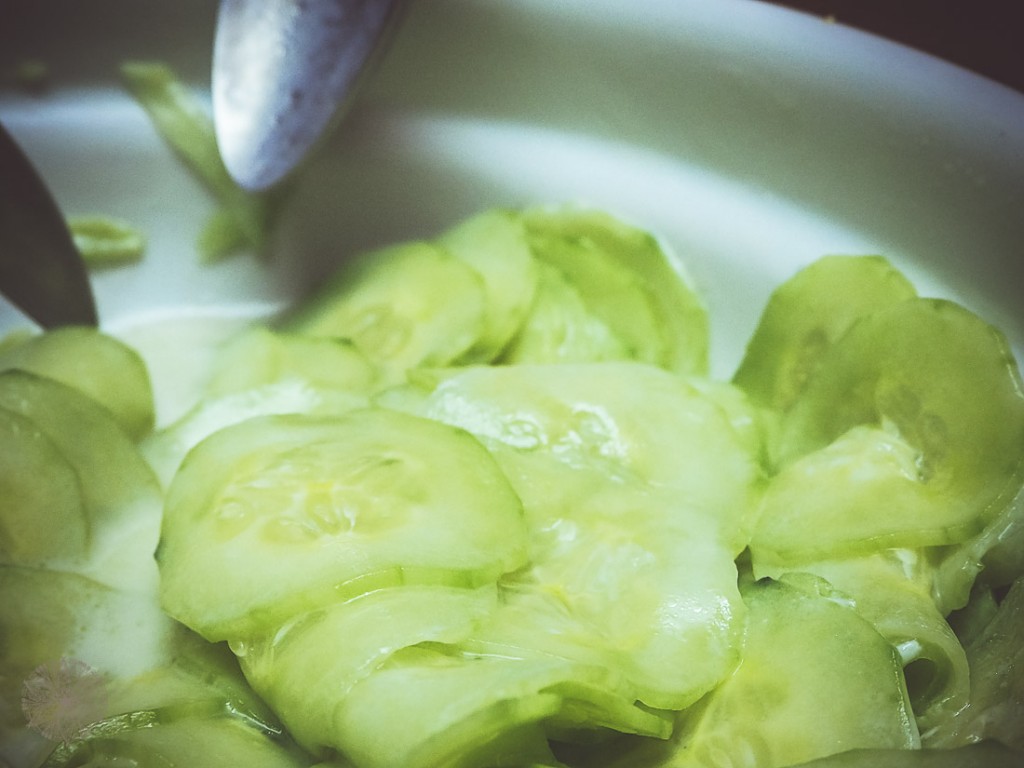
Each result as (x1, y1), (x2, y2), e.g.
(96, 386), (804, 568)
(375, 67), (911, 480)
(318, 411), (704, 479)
(0, 123), (97, 329)
(212, 0), (408, 192)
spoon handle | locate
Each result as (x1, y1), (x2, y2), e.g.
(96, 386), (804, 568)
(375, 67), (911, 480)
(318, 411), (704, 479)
(0, 123), (97, 329)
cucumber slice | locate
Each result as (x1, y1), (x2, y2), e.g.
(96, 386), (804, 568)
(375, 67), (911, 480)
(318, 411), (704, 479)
(436, 208), (539, 362)
(0, 371), (160, 529)
(544, 675), (673, 743)
(332, 652), (590, 768)
(204, 326), (378, 397)
(461, 464), (744, 711)
(768, 555), (970, 734)
(0, 371), (163, 589)
(770, 741), (1024, 767)
(0, 326), (155, 441)
(410, 364), (756, 709)
(102, 634), (283, 737)
(0, 407), (87, 566)
(418, 363), (762, 549)
(752, 425), (942, 564)
(500, 261), (630, 365)
(522, 207), (708, 374)
(760, 299), (1024, 560)
(686, 377), (773, 469)
(927, 577), (1024, 751)
(603, 579), (918, 768)
(521, 211), (668, 367)
(249, 577), (673, 749)
(41, 716), (307, 768)
(239, 585), (500, 753)
(143, 378), (368, 488)
(67, 214), (146, 266)
(157, 408), (529, 640)
(733, 255), (917, 413)
(279, 241), (486, 377)
(931, 480), (1024, 615)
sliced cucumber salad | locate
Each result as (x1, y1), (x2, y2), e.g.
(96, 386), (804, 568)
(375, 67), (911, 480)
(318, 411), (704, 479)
(2, 207), (1023, 768)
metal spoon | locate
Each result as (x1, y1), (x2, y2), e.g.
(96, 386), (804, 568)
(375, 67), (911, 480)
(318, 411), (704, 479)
(212, 0), (408, 192)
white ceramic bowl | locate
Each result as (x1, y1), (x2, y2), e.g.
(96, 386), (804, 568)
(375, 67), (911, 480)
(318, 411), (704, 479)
(2, 4), (1023, 764)
(2, 0), (1023, 380)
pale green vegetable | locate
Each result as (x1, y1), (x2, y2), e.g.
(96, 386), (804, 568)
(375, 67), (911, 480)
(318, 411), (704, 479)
(0, 371), (162, 590)
(204, 326), (378, 398)
(3, 207), (1023, 768)
(156, 218), (1024, 766)
(42, 717), (307, 768)
(931, 481), (1024, 615)
(499, 261), (630, 364)
(521, 206), (708, 374)
(772, 558), (970, 735)
(733, 254), (917, 412)
(413, 362), (762, 553)
(239, 585), (501, 753)
(584, 579), (919, 768)
(926, 578), (1024, 751)
(157, 408), (529, 640)
(751, 299), (1024, 566)
(333, 653), (569, 768)
(0, 408), (87, 565)
(521, 210), (669, 368)
(68, 215), (146, 266)
(437, 208), (540, 363)
(279, 241), (487, 381)
(142, 378), (369, 488)
(119, 61), (268, 262)
(0, 326), (155, 440)
(0, 371), (159, 529)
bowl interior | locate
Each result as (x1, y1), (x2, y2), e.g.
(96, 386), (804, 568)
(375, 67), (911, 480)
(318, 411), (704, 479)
(2, 0), (1023, 379)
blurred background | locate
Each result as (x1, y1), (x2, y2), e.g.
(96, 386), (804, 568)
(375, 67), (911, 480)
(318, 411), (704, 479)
(1, 1), (1020, 95)
(767, 0), (1023, 93)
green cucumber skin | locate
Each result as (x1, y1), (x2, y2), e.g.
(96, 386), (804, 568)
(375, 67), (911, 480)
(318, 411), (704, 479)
(204, 326), (378, 398)
(520, 207), (709, 375)
(437, 208), (540, 364)
(759, 555), (971, 735)
(0, 326), (155, 441)
(157, 408), (529, 641)
(733, 254), (917, 412)
(591, 579), (919, 768)
(6, 202), (1023, 768)
(280, 241), (487, 378)
(0, 371), (161, 530)
(0, 407), (88, 566)
(41, 716), (307, 768)
(238, 585), (501, 752)
(499, 261), (630, 365)
(752, 299), (1024, 566)
(521, 212), (670, 368)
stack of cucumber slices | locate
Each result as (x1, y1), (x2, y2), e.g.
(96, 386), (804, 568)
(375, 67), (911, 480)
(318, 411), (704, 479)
(2, 207), (1022, 768)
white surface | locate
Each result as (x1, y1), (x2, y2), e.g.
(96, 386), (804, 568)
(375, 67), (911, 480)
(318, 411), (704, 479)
(2, 0), (1023, 379)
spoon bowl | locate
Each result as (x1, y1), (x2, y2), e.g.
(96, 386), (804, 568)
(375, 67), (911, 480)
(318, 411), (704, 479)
(213, 0), (408, 192)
